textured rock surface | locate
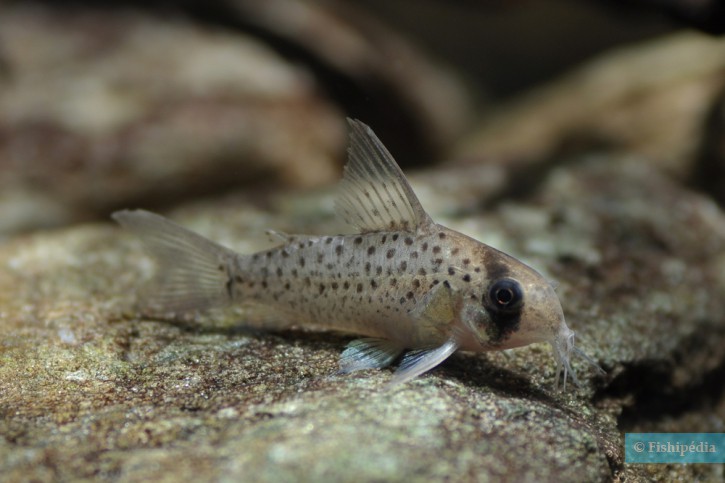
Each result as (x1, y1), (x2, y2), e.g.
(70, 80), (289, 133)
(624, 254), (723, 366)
(2, 154), (724, 481)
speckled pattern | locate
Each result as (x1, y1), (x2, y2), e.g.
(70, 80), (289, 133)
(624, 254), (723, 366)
(241, 230), (484, 343)
(116, 121), (582, 386)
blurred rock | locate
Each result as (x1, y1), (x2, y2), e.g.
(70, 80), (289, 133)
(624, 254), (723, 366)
(692, 86), (725, 206)
(225, 0), (472, 159)
(601, 0), (725, 34)
(0, 4), (346, 235)
(1, 151), (724, 481)
(456, 33), (725, 181)
(0, 2), (472, 237)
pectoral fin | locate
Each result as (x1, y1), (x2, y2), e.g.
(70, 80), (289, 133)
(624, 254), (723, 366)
(410, 281), (457, 329)
(388, 339), (459, 386)
(338, 338), (404, 374)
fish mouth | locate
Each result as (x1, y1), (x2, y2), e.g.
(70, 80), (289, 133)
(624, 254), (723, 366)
(550, 324), (605, 391)
(550, 325), (578, 391)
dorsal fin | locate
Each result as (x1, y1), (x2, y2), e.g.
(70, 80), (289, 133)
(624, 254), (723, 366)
(335, 119), (433, 233)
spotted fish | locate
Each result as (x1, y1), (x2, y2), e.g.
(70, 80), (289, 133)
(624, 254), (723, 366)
(113, 119), (603, 389)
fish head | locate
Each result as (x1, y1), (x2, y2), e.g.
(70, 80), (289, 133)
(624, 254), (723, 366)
(457, 251), (590, 389)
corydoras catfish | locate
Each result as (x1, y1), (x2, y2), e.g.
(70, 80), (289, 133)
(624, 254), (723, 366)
(114, 119), (603, 389)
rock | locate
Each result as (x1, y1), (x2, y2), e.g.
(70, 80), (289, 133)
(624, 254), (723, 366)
(0, 2), (472, 237)
(0, 4), (345, 236)
(692, 86), (725, 207)
(456, 33), (725, 180)
(226, 0), (472, 160)
(1, 152), (724, 481)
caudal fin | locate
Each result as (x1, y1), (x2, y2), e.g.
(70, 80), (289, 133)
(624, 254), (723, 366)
(113, 209), (238, 313)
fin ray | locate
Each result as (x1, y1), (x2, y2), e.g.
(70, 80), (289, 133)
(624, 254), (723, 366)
(338, 338), (403, 374)
(388, 339), (458, 386)
(336, 119), (433, 233)
(113, 209), (238, 313)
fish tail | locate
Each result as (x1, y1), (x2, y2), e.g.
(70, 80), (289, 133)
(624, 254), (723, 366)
(113, 209), (239, 313)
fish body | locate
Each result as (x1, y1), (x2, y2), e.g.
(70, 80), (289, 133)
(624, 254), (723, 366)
(114, 119), (602, 388)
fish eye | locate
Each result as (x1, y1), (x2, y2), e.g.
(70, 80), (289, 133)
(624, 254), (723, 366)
(487, 278), (523, 312)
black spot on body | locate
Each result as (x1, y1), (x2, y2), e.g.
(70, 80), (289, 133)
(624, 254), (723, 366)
(462, 274), (471, 282)
(381, 235), (387, 243)
(336, 245), (344, 256)
(411, 251), (419, 259)
(392, 234), (399, 241)
(317, 253), (324, 263)
(365, 262), (371, 273)
(406, 291), (414, 299)
(276, 268), (283, 277)
(332, 282), (339, 290)
(484, 258), (513, 283)
(433, 246), (441, 254)
(448, 267), (455, 275)
(418, 268), (427, 276)
(463, 258), (471, 265)
(282, 251), (290, 258)
(367, 246), (376, 256)
(438, 232), (446, 239)
(356, 283), (363, 293)
(376, 266), (382, 275)
(386, 249), (396, 259)
(412, 279), (420, 288)
(235, 275), (243, 283)
(434, 258), (443, 265)
(399, 261), (407, 272)
(404, 237), (413, 245)
(371, 280), (378, 289)
(354, 236), (363, 245)
(261, 281), (268, 289)
(422, 242), (428, 251)
(284, 283), (291, 290)
(325, 237), (333, 244)
(452, 248), (459, 256)
(299, 257), (306, 267)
